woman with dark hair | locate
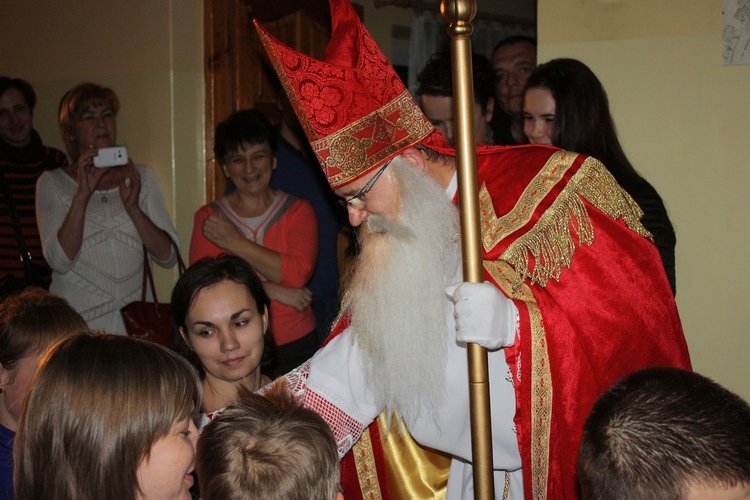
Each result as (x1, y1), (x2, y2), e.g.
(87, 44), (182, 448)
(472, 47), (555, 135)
(171, 254), (275, 429)
(189, 109), (318, 376)
(14, 332), (202, 500)
(36, 82), (179, 331)
(523, 58), (676, 293)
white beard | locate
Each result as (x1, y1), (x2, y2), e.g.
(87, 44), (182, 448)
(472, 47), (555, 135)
(342, 158), (461, 425)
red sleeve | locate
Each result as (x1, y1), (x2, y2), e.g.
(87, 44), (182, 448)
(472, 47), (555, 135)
(189, 204), (224, 264)
(265, 198), (318, 288)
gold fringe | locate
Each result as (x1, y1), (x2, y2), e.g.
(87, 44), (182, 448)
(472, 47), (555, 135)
(498, 156), (651, 286)
(481, 150), (578, 251)
(575, 157), (651, 239)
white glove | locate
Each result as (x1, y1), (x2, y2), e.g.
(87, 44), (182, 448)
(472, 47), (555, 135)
(445, 281), (517, 349)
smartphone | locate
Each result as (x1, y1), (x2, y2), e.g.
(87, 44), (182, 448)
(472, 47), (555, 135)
(93, 146), (128, 168)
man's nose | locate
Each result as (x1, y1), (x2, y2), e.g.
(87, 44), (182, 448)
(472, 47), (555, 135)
(347, 205), (368, 227)
(444, 122), (455, 147)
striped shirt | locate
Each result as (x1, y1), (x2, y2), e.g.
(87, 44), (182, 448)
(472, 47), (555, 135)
(0, 130), (67, 281)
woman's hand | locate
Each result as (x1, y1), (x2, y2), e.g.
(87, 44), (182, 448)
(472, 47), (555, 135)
(74, 146), (109, 202)
(119, 161), (142, 212)
(264, 282), (312, 311)
(57, 146), (109, 260)
(202, 215), (244, 251)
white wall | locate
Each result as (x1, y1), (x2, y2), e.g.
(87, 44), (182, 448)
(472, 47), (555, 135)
(539, 0), (750, 400)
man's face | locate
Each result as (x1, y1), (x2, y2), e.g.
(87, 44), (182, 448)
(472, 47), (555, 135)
(421, 95), (455, 146)
(342, 158), (460, 422)
(420, 94), (494, 146)
(0, 88), (33, 148)
(335, 164), (400, 227)
(492, 41), (536, 114)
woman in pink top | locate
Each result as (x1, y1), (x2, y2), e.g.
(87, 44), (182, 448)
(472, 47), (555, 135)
(190, 109), (318, 376)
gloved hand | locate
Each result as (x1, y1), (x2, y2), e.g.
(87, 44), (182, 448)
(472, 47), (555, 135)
(445, 281), (517, 349)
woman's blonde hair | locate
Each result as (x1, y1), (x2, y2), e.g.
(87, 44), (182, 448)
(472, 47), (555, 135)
(14, 332), (201, 500)
(58, 82), (120, 160)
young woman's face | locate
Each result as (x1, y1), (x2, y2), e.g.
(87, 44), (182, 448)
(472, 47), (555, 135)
(180, 280), (266, 384)
(523, 87), (556, 145)
(136, 418), (197, 500)
(0, 350), (41, 430)
(73, 101), (117, 152)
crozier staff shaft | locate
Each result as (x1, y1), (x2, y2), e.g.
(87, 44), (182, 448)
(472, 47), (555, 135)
(441, 0), (495, 499)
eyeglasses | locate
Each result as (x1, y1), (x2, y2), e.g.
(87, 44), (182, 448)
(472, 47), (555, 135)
(337, 160), (391, 209)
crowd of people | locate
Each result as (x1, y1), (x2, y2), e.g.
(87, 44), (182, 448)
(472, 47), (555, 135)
(0, 0), (746, 498)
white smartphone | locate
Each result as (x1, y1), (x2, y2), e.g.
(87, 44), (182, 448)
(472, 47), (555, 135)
(93, 146), (128, 168)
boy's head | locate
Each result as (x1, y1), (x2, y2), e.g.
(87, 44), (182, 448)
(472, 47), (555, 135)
(197, 385), (342, 500)
(578, 367), (750, 500)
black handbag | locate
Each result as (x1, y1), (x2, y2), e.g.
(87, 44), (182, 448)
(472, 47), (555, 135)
(120, 242), (185, 347)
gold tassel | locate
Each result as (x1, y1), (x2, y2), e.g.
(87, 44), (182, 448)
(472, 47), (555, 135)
(495, 156), (650, 287)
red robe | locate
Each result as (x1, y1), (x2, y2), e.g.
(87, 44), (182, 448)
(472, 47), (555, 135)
(335, 145), (690, 499)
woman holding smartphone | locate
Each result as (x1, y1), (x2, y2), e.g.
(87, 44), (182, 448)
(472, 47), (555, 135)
(36, 82), (178, 332)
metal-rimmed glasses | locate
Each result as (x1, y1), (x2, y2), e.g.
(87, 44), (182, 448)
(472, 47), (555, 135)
(337, 159), (391, 209)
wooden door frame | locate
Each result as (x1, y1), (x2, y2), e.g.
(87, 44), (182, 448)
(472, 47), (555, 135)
(203, 0), (336, 201)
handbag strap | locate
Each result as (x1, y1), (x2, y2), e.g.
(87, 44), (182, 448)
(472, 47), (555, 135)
(140, 240), (186, 303)
(0, 167), (33, 264)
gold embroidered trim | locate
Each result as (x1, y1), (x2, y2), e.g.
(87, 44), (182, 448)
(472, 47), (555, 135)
(353, 429), (383, 499)
(312, 90), (433, 186)
(480, 150), (579, 251)
(484, 259), (551, 500)
(502, 471), (511, 500)
(498, 155), (651, 286)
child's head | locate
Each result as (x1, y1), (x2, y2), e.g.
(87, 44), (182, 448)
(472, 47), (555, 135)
(578, 367), (750, 500)
(0, 288), (86, 430)
(196, 384), (342, 500)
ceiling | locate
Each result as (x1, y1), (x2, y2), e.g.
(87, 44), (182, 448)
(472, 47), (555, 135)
(479, 0), (536, 21)
(247, 0), (536, 27)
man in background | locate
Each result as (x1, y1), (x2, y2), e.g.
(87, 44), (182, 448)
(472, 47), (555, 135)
(416, 51), (496, 146)
(490, 36), (536, 144)
(0, 77), (66, 298)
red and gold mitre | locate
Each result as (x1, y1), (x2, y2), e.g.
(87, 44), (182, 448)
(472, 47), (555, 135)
(254, 0), (436, 189)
